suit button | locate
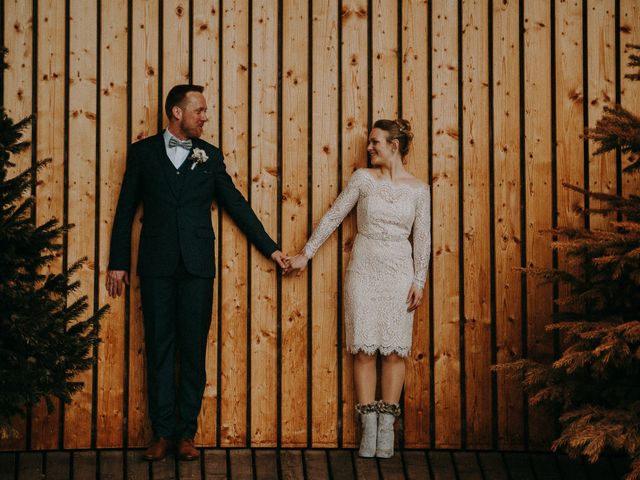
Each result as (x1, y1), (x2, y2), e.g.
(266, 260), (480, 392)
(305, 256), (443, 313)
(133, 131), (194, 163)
(177, 171), (180, 175)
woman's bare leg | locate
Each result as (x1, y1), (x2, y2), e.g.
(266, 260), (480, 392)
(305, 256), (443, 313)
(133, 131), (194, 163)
(380, 353), (405, 403)
(353, 351), (377, 404)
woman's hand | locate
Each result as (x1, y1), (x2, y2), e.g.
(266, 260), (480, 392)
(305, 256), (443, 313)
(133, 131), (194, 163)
(406, 284), (423, 312)
(286, 253), (309, 276)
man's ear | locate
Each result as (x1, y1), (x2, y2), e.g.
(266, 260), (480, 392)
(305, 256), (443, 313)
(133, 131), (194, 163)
(172, 105), (182, 121)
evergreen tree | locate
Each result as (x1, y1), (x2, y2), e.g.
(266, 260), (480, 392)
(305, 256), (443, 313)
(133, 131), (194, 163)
(498, 45), (640, 480)
(0, 48), (106, 439)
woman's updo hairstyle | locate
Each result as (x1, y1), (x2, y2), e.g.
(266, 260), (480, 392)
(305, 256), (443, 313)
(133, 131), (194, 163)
(373, 118), (414, 159)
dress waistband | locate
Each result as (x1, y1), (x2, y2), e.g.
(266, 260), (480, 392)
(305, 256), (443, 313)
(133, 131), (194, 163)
(358, 231), (408, 242)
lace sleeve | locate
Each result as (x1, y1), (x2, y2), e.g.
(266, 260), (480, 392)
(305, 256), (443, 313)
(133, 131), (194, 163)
(412, 186), (431, 289)
(303, 169), (365, 259)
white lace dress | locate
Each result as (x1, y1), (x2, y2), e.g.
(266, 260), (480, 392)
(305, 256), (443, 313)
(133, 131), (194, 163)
(303, 168), (431, 357)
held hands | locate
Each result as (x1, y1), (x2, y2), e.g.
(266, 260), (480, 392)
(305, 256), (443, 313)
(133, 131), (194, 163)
(283, 252), (309, 276)
(271, 250), (292, 274)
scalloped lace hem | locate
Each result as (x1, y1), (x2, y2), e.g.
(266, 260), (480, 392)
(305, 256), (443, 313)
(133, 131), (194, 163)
(348, 344), (411, 358)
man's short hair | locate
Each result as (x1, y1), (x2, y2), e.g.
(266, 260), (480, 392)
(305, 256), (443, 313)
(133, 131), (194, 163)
(165, 84), (205, 120)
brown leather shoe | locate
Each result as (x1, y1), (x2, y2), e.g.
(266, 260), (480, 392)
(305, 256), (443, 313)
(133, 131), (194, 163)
(143, 437), (173, 461)
(176, 438), (199, 461)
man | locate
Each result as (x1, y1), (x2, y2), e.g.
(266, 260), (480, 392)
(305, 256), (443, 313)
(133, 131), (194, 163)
(106, 84), (288, 461)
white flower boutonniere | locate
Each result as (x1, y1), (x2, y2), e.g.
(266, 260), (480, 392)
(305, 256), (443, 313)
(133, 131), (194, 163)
(190, 148), (208, 170)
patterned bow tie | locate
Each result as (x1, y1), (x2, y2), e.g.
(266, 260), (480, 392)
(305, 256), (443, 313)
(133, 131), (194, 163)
(168, 137), (192, 150)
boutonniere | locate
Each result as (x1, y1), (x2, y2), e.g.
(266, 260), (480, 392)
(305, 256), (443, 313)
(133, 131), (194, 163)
(190, 148), (208, 170)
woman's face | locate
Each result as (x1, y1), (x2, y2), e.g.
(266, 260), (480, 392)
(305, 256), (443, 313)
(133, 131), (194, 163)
(367, 128), (396, 165)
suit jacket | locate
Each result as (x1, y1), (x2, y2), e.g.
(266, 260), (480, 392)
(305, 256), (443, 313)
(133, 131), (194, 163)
(108, 133), (278, 278)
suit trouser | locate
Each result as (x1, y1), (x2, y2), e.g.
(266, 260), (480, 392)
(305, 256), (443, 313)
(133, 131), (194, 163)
(140, 262), (214, 439)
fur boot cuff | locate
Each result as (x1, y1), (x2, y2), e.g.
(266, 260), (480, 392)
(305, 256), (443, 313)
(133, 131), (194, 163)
(355, 402), (378, 415)
(377, 400), (401, 417)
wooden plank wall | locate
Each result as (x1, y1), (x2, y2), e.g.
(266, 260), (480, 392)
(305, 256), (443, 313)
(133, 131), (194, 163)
(1, 0), (636, 450)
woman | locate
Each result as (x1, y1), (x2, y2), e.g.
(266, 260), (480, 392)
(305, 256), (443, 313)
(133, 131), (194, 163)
(287, 119), (431, 458)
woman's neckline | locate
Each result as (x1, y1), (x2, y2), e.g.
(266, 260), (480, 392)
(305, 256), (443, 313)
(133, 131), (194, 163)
(363, 168), (425, 190)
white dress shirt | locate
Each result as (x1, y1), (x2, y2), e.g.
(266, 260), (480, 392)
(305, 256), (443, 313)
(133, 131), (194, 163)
(163, 128), (190, 170)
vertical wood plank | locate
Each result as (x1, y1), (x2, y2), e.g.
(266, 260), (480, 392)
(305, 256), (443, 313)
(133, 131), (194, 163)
(193, 0), (220, 447)
(554, 0), (585, 440)
(281, 0), (309, 448)
(371, 0), (398, 119)
(587, 0), (617, 228)
(3, 0), (35, 452)
(555, 0), (584, 231)
(402, 0), (430, 449)
(462, 0), (492, 449)
(3, 0), (32, 179)
(492, 0), (524, 450)
(35, 1), (66, 312)
(96, 0), (128, 448)
(64, 0), (97, 450)
(219, 0), (250, 447)
(621, 0), (640, 195)
(162, 0), (190, 112)
(311, 0), (340, 448)
(128, 0), (159, 448)
(340, 0), (368, 449)
(249, 0), (279, 447)
(34, 0), (65, 451)
(431, 0), (461, 449)
(523, 0), (554, 449)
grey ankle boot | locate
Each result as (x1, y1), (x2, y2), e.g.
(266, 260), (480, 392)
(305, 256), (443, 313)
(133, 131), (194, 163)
(376, 401), (400, 458)
(356, 403), (378, 457)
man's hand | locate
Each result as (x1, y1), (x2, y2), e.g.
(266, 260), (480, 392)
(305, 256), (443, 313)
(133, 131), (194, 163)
(406, 284), (423, 312)
(106, 270), (130, 298)
(271, 250), (291, 273)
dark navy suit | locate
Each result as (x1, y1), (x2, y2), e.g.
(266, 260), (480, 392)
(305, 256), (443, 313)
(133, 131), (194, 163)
(109, 133), (278, 438)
